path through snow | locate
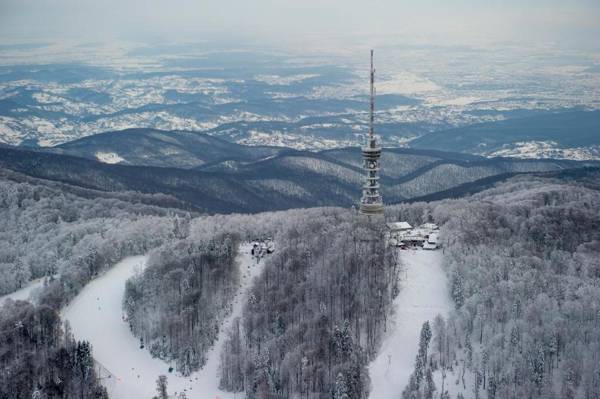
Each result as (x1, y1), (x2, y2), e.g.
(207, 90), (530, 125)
(368, 250), (451, 399)
(62, 243), (264, 399)
(0, 277), (45, 306)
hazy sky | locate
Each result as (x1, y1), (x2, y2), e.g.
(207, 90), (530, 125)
(1, 0), (600, 50)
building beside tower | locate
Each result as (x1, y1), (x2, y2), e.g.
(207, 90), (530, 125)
(359, 50), (384, 216)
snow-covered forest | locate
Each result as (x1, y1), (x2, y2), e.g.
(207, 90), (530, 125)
(0, 171), (192, 398)
(219, 211), (401, 398)
(393, 173), (600, 398)
(0, 172), (188, 306)
(0, 300), (108, 398)
(1, 1), (599, 396)
(123, 235), (240, 375)
(1, 164), (599, 398)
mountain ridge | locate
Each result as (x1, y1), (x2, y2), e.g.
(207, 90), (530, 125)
(1, 138), (598, 213)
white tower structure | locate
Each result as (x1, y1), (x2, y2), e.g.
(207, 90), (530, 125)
(359, 50), (384, 216)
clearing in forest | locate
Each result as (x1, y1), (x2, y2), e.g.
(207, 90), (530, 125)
(368, 250), (451, 399)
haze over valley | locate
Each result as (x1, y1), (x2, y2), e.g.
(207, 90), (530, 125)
(1, 40), (599, 160)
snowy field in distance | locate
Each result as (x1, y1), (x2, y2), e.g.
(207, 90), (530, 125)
(368, 250), (451, 399)
(95, 151), (125, 164)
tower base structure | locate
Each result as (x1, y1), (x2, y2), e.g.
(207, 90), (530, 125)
(359, 145), (384, 216)
(359, 202), (385, 215)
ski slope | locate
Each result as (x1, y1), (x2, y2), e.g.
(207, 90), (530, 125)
(0, 277), (45, 306)
(62, 243), (265, 399)
(368, 250), (451, 399)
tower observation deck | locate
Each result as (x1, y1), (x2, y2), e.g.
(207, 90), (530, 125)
(359, 50), (384, 216)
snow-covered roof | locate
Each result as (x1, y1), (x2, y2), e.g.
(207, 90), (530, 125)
(386, 221), (412, 231)
(423, 242), (437, 250)
(428, 233), (439, 244)
(420, 223), (439, 230)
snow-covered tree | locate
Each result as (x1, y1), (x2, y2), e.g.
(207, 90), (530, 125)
(334, 372), (349, 399)
(153, 375), (169, 399)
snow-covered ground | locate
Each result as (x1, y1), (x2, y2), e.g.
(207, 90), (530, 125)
(61, 243), (265, 399)
(486, 141), (600, 161)
(368, 250), (451, 399)
(95, 151), (125, 164)
(0, 277), (45, 306)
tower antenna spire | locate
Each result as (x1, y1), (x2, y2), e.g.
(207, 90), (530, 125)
(369, 49), (375, 148)
(359, 49), (384, 216)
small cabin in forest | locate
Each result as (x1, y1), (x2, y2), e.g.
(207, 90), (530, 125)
(387, 221), (441, 250)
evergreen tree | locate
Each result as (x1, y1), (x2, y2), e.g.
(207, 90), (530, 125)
(12, 258), (31, 289)
(334, 372), (349, 399)
(154, 375), (168, 399)
(346, 351), (366, 399)
(403, 375), (418, 399)
(529, 345), (545, 391)
(419, 321), (432, 363)
(332, 320), (353, 360)
(404, 322), (435, 398)
(451, 271), (465, 309)
(75, 341), (93, 381)
(424, 367), (436, 399)
(465, 336), (473, 367)
(510, 324), (519, 349)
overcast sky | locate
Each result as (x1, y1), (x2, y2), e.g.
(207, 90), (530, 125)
(1, 0), (599, 50)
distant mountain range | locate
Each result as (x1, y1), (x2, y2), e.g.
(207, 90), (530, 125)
(0, 129), (598, 213)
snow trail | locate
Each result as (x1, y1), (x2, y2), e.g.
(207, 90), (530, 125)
(368, 250), (451, 399)
(0, 277), (45, 306)
(62, 243), (265, 399)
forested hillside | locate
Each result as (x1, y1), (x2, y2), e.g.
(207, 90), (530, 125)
(116, 206), (402, 397)
(0, 168), (189, 302)
(2, 143), (597, 214)
(2, 154), (599, 399)
(0, 300), (108, 399)
(0, 168), (197, 399)
(53, 129), (282, 169)
(391, 171), (600, 398)
(124, 235), (240, 375)
(219, 210), (400, 398)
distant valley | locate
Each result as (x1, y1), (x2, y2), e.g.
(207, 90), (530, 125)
(1, 46), (599, 212)
(1, 48), (599, 161)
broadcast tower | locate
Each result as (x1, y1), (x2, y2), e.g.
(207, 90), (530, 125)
(359, 50), (384, 216)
